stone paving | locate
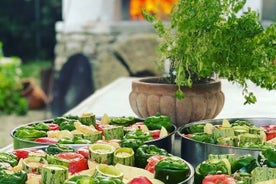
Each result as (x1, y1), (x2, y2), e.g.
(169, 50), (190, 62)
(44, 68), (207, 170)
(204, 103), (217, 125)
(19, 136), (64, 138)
(0, 109), (52, 148)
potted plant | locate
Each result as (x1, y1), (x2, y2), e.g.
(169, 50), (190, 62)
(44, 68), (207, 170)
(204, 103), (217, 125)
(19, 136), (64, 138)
(129, 0), (276, 127)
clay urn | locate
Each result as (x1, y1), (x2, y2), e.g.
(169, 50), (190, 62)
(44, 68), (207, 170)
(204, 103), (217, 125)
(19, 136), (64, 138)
(21, 78), (48, 109)
(129, 77), (225, 127)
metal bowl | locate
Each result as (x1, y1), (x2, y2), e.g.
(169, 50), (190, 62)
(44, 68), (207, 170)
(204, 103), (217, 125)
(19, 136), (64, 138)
(9, 144), (194, 184)
(177, 117), (276, 167)
(180, 160), (194, 184)
(11, 119), (176, 153)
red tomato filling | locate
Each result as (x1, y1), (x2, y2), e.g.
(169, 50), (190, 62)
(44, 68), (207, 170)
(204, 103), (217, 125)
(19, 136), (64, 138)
(150, 130), (161, 139)
(48, 123), (59, 131)
(263, 125), (276, 141)
(202, 174), (236, 184)
(128, 176), (153, 184)
(76, 147), (89, 159)
(12, 149), (45, 160)
(34, 137), (58, 144)
(57, 152), (88, 174)
(145, 155), (167, 173)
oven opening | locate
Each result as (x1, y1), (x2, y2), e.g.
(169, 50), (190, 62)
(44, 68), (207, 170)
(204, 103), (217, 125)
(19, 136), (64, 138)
(121, 0), (177, 20)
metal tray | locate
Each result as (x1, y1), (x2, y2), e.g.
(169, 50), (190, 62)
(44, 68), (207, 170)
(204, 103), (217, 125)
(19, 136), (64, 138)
(177, 117), (276, 167)
(11, 118), (176, 153)
(9, 144), (194, 184)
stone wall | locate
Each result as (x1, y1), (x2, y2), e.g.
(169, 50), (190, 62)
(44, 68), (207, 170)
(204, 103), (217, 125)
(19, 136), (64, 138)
(54, 22), (163, 90)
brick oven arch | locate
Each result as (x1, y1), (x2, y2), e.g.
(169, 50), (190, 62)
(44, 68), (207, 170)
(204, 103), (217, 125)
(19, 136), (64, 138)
(50, 53), (95, 117)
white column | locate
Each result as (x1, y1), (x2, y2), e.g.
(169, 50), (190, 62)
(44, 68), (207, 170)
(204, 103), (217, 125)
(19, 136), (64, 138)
(62, 0), (116, 26)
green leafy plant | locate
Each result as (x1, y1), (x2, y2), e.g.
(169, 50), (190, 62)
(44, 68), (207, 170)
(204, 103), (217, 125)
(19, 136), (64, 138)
(0, 42), (28, 115)
(143, 0), (276, 104)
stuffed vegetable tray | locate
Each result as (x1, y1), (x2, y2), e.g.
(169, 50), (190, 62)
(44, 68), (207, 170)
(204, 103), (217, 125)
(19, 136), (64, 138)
(0, 142), (194, 184)
(11, 113), (176, 152)
(194, 147), (276, 184)
(177, 117), (276, 167)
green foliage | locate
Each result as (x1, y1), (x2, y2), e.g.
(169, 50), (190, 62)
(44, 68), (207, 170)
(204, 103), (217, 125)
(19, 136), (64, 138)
(143, 0), (276, 104)
(0, 43), (28, 115)
(0, 0), (61, 61)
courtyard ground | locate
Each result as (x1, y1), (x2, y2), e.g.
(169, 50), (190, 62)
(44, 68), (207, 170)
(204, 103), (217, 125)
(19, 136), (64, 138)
(0, 109), (52, 148)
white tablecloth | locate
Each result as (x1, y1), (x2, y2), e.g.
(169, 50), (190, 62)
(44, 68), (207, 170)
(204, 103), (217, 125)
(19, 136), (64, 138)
(67, 77), (276, 119)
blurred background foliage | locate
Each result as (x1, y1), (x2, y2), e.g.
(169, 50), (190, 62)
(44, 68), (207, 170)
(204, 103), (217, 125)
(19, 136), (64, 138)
(0, 0), (62, 62)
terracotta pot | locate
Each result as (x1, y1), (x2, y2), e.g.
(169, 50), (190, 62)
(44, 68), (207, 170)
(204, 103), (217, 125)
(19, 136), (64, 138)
(21, 78), (48, 109)
(129, 77), (225, 127)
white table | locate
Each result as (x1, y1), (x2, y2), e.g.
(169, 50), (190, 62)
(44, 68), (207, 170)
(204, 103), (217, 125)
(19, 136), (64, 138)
(66, 77), (137, 117)
(67, 76), (276, 119)
(1, 77), (275, 152)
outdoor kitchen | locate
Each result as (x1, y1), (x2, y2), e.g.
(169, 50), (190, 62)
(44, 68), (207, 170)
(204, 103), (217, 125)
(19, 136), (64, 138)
(54, 0), (178, 90)
(54, 0), (264, 90)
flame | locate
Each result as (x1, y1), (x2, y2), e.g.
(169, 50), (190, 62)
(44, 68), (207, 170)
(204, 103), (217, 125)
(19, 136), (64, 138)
(129, 0), (178, 20)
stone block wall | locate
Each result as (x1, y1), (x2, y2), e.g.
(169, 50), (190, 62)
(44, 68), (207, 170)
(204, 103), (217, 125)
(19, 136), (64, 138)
(54, 22), (163, 90)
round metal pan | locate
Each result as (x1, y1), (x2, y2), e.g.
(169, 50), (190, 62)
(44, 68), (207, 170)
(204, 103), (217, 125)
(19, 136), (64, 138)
(177, 117), (276, 167)
(11, 118), (176, 153)
(9, 144), (194, 184)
